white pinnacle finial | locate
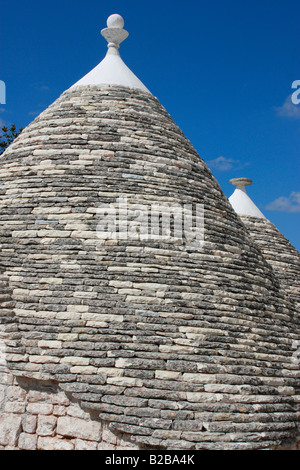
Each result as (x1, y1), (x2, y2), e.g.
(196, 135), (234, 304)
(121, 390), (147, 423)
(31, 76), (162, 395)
(101, 14), (129, 51)
(229, 178), (253, 193)
(107, 14), (124, 29)
(229, 177), (266, 219)
(70, 13), (151, 94)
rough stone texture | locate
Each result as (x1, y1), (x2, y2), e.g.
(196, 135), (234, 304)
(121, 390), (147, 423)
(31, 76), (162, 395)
(238, 216), (300, 313)
(237, 215), (300, 445)
(0, 85), (299, 450)
(0, 375), (140, 450)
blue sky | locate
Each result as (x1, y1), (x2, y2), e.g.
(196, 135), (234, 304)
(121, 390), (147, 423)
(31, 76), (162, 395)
(1, 0), (299, 250)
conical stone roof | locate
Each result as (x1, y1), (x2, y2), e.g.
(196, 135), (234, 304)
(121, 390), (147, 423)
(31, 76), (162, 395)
(229, 180), (300, 445)
(0, 15), (299, 450)
(229, 178), (300, 312)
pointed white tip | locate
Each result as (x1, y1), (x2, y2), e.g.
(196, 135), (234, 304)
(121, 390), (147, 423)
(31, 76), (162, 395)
(229, 178), (266, 219)
(70, 13), (151, 93)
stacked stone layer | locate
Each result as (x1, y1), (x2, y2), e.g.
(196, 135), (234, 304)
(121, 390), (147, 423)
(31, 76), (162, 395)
(238, 216), (300, 312)
(238, 215), (300, 439)
(0, 86), (299, 449)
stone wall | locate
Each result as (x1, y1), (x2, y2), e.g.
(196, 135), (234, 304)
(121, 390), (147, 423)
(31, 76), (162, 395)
(0, 372), (299, 450)
(0, 373), (140, 450)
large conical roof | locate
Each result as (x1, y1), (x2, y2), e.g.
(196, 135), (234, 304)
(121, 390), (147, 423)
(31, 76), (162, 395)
(0, 15), (299, 450)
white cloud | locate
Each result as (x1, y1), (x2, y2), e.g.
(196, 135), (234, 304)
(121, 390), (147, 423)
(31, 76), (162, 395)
(206, 156), (250, 172)
(275, 95), (300, 119)
(31, 82), (50, 91)
(265, 191), (300, 213)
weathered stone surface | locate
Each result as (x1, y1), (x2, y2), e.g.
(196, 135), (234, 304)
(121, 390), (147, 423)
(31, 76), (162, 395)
(18, 432), (38, 450)
(26, 403), (53, 416)
(22, 414), (37, 434)
(56, 416), (101, 441)
(37, 436), (74, 451)
(0, 413), (22, 446)
(36, 415), (57, 436)
(75, 438), (98, 450)
(239, 215), (300, 314)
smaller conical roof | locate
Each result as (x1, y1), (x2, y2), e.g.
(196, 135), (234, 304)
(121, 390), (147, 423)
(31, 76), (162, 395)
(71, 14), (150, 93)
(229, 177), (300, 311)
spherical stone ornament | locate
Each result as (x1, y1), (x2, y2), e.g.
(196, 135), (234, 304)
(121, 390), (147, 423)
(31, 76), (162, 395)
(107, 14), (125, 29)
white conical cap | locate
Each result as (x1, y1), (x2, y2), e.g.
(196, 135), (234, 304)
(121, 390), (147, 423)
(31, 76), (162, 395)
(70, 14), (151, 93)
(229, 178), (266, 219)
